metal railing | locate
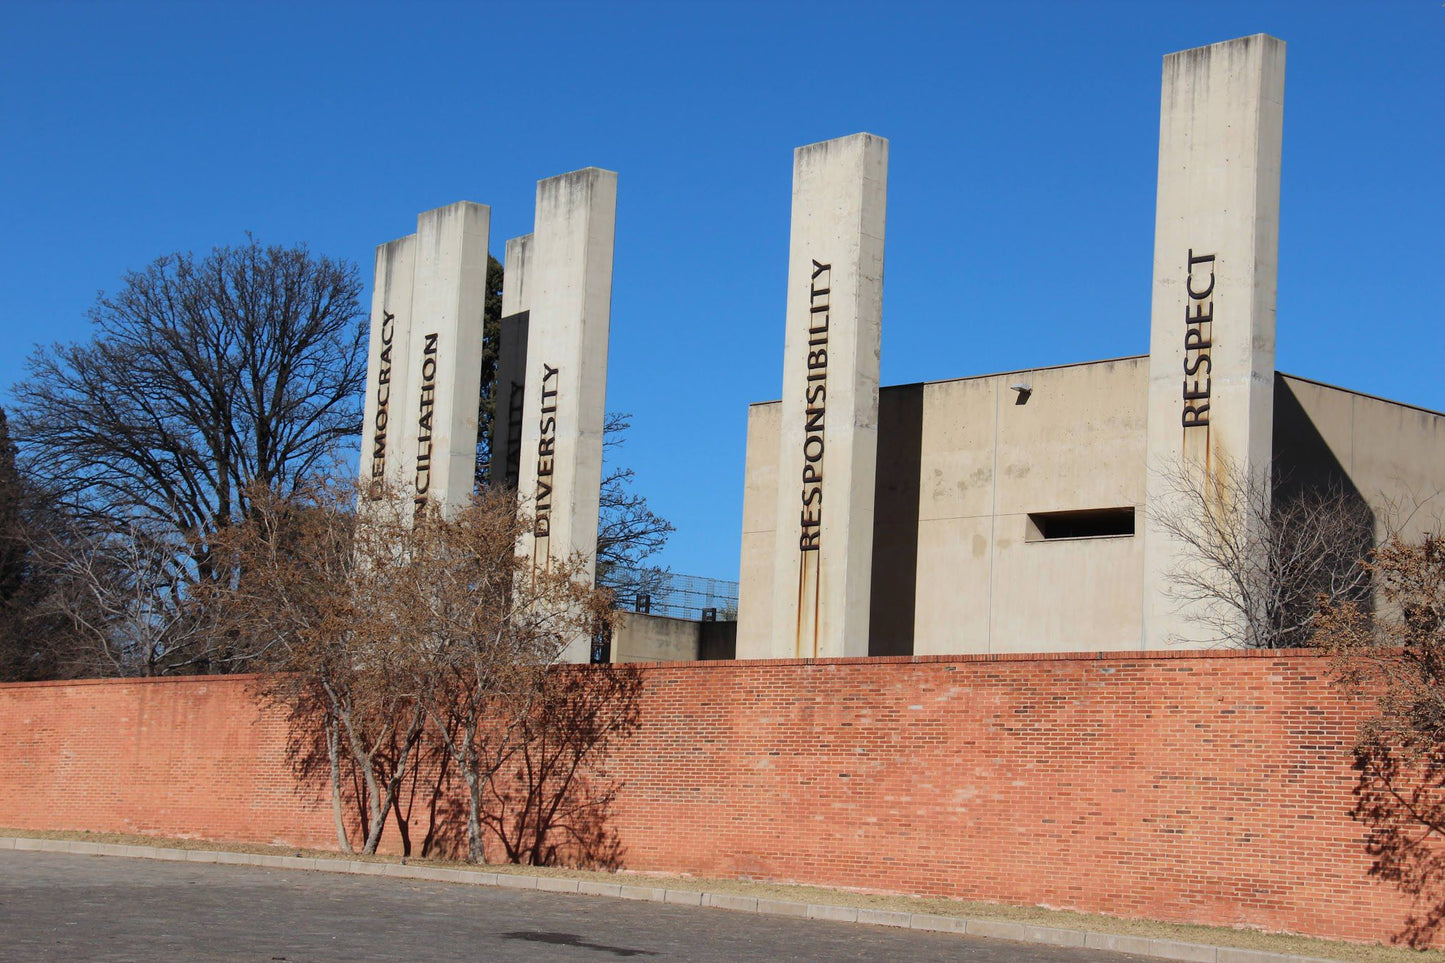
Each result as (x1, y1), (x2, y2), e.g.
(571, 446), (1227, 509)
(599, 567), (739, 622)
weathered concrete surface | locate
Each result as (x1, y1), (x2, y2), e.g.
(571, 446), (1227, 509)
(399, 201), (492, 517)
(515, 169), (617, 663)
(921, 358), (1147, 654)
(610, 611), (700, 664)
(740, 358), (1149, 657)
(736, 401), (781, 659)
(768, 133), (888, 660)
(359, 234), (416, 494)
(1275, 374), (1445, 540)
(1142, 35), (1286, 648)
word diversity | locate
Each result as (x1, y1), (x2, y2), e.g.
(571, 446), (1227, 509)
(359, 176), (616, 672)
(533, 362), (560, 542)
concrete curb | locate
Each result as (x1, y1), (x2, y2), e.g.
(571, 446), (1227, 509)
(0, 837), (1337, 963)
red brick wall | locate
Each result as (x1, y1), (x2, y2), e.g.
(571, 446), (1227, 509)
(0, 674), (340, 850)
(0, 651), (1421, 944)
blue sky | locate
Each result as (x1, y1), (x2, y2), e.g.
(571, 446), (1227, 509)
(3, 1), (1442, 583)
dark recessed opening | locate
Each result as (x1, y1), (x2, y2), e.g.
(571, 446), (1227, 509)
(1026, 507), (1135, 541)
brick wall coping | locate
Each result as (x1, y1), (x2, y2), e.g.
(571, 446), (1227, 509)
(0, 647), (1330, 692)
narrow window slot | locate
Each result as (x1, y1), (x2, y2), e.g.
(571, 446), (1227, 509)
(1026, 507), (1135, 541)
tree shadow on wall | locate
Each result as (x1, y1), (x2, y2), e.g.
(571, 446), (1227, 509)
(479, 665), (644, 869)
(391, 737), (464, 859)
(271, 680), (455, 857)
(1353, 741), (1445, 948)
(270, 682), (365, 852)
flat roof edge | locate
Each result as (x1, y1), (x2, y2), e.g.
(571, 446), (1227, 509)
(750, 361), (1443, 419)
(748, 355), (1150, 407)
(1278, 371), (1445, 420)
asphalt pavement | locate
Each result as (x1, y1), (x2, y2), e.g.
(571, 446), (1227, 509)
(0, 849), (1160, 962)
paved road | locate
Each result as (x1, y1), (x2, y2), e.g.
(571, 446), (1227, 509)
(0, 850), (1157, 962)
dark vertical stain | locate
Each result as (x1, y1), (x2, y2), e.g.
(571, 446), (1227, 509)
(491, 310), (529, 490)
(869, 383), (923, 656)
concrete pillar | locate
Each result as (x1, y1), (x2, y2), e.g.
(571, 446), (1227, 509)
(515, 168), (617, 663)
(490, 234), (533, 490)
(1142, 35), (1285, 647)
(768, 133), (888, 659)
(398, 201), (492, 517)
(359, 235), (416, 497)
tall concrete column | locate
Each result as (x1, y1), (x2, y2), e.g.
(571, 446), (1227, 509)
(768, 133), (888, 659)
(398, 201), (492, 517)
(490, 234), (533, 490)
(1142, 35), (1285, 647)
(515, 168), (617, 663)
(359, 235), (416, 497)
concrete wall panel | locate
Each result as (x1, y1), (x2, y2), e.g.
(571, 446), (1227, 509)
(769, 134), (887, 659)
(989, 524), (1144, 652)
(737, 403), (780, 659)
(359, 235), (416, 495)
(911, 515), (992, 655)
(1143, 35), (1286, 648)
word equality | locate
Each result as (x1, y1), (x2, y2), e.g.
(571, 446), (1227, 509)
(1182, 250), (1214, 428)
(799, 259), (831, 552)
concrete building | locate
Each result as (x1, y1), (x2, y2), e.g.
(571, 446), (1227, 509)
(735, 35), (1445, 658)
(737, 361), (1445, 657)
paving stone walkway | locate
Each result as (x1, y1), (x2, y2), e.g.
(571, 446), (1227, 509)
(0, 850), (1160, 962)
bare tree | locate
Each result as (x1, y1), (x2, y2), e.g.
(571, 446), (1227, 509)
(1316, 534), (1445, 947)
(398, 489), (613, 863)
(27, 519), (230, 677)
(205, 480), (615, 862)
(473, 255), (506, 488)
(204, 481), (432, 854)
(1151, 455), (1375, 648)
(594, 412), (675, 607)
(0, 408), (78, 681)
(13, 237), (366, 576)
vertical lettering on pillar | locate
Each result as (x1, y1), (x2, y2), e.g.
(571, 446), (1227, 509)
(368, 309), (396, 497)
(533, 362), (560, 566)
(359, 234), (416, 504)
(797, 259), (830, 656)
(1182, 250), (1214, 432)
(767, 132), (886, 663)
(1142, 35), (1283, 649)
(413, 332), (439, 514)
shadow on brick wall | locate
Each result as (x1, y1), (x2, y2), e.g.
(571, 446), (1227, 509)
(269, 665), (643, 867)
(1353, 742), (1445, 948)
(478, 666), (643, 868)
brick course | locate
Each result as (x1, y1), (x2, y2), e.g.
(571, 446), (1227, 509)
(0, 650), (1421, 945)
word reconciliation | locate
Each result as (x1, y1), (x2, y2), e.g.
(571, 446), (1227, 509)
(413, 332), (440, 508)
